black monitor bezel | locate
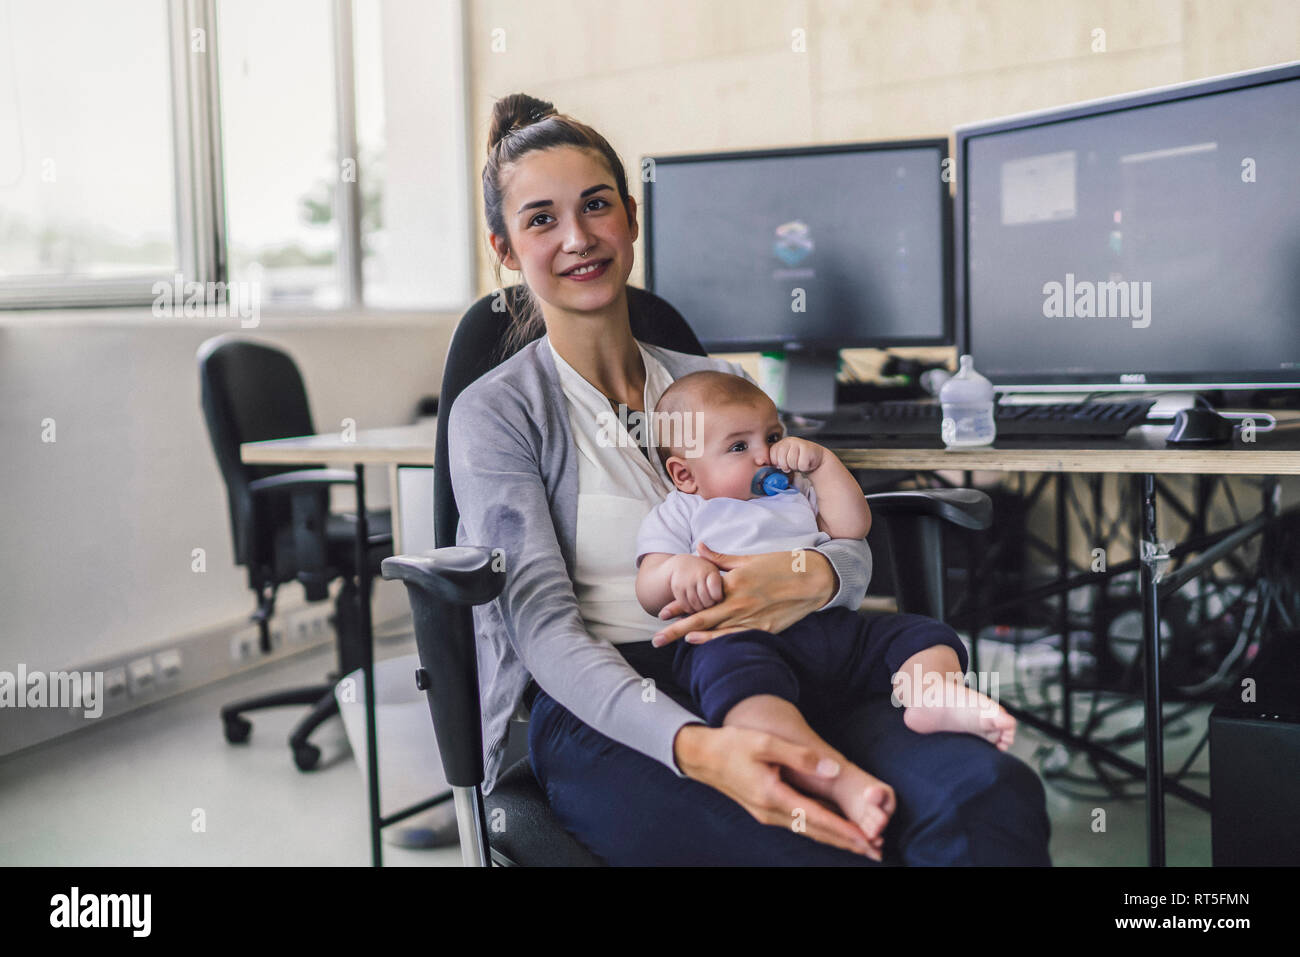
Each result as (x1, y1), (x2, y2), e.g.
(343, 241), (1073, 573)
(642, 138), (955, 353)
(954, 59), (1300, 392)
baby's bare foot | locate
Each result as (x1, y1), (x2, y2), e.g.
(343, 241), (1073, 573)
(902, 679), (1016, 750)
(828, 765), (896, 843)
(794, 790), (885, 861)
(780, 766), (887, 860)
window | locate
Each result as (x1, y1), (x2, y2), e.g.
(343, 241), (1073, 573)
(0, 0), (179, 305)
(0, 0), (471, 312)
(353, 0), (473, 309)
(217, 0), (341, 307)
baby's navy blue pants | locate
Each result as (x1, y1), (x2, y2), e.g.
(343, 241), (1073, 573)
(671, 605), (969, 728)
(528, 609), (1051, 865)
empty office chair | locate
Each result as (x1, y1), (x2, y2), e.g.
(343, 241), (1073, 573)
(382, 286), (991, 865)
(198, 335), (394, 771)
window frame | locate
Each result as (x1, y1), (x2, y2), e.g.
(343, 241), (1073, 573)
(0, 0), (224, 309)
(1, 0), (473, 314)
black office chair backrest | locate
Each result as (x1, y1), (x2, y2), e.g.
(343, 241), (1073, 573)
(433, 285), (706, 549)
(198, 335), (324, 573)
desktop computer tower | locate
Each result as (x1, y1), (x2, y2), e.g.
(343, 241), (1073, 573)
(1209, 632), (1300, 865)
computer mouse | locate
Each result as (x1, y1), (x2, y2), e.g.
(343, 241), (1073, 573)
(1166, 408), (1235, 445)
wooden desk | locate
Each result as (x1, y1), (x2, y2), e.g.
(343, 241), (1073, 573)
(247, 417), (1300, 867)
(240, 423), (438, 467)
(827, 418), (1300, 474)
(243, 422), (439, 555)
(825, 417), (1300, 866)
(242, 422), (438, 867)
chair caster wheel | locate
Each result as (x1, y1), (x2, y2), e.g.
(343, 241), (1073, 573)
(223, 715), (252, 744)
(293, 743), (321, 771)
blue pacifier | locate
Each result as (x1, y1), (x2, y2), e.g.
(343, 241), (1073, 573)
(751, 466), (791, 496)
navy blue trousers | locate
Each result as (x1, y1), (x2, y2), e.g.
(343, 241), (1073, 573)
(528, 610), (1052, 865)
(672, 605), (969, 727)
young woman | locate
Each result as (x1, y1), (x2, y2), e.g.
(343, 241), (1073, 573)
(446, 93), (1051, 864)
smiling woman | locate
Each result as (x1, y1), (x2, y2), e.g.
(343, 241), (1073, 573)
(449, 92), (1052, 865)
(480, 94), (640, 363)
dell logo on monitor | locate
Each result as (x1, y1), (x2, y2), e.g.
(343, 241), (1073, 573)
(1120, 373), (1147, 384)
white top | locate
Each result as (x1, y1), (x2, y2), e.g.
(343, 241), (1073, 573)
(635, 477), (830, 565)
(550, 338), (738, 645)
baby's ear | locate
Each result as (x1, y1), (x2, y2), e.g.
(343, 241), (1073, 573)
(665, 455), (697, 493)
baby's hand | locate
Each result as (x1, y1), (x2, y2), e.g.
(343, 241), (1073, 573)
(666, 554), (724, 615)
(769, 436), (824, 475)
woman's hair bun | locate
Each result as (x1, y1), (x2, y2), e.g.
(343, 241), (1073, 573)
(487, 93), (558, 153)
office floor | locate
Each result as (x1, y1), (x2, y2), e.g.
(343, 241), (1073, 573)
(0, 626), (1212, 867)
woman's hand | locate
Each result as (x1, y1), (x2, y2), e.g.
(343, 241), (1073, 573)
(650, 542), (835, 646)
(673, 723), (878, 858)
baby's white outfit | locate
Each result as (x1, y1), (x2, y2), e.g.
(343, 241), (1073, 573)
(635, 473), (830, 565)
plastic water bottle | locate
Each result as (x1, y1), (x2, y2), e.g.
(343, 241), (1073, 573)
(939, 355), (996, 448)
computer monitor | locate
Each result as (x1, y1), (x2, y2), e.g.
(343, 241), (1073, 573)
(643, 140), (953, 413)
(956, 60), (1300, 396)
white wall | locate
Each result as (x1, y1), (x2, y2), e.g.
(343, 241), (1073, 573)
(0, 309), (457, 675)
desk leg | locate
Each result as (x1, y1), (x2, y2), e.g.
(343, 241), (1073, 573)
(354, 463), (382, 868)
(964, 470), (980, 676)
(1057, 474), (1072, 737)
(1137, 472), (1166, 867)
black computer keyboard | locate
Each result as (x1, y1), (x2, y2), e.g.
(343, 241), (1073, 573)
(795, 399), (1155, 438)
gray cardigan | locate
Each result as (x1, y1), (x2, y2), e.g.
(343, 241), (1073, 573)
(447, 334), (873, 794)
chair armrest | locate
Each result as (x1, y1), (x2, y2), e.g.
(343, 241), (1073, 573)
(249, 470), (357, 599)
(866, 488), (992, 531)
(381, 547), (505, 605)
(864, 488), (992, 620)
(328, 511), (394, 548)
(381, 547), (505, 788)
(248, 468), (357, 494)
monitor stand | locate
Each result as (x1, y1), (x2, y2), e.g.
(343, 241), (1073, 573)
(782, 351), (840, 417)
(1144, 392), (1200, 420)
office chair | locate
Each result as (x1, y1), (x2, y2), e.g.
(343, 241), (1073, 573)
(381, 286), (992, 865)
(198, 335), (394, 771)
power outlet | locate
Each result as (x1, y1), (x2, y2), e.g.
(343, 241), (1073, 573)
(289, 606), (332, 644)
(126, 657), (156, 696)
(103, 667), (128, 701)
(230, 629), (258, 662)
(155, 648), (183, 681)
(290, 611), (314, 644)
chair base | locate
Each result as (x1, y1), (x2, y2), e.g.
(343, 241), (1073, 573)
(221, 684), (338, 772)
(221, 576), (367, 772)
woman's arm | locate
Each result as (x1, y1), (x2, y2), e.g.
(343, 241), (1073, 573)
(810, 536), (873, 611)
(448, 387), (704, 777)
(650, 538), (872, 646)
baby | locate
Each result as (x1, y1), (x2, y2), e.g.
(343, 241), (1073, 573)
(635, 371), (1015, 858)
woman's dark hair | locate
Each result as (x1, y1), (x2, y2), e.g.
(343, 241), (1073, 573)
(482, 93), (633, 358)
